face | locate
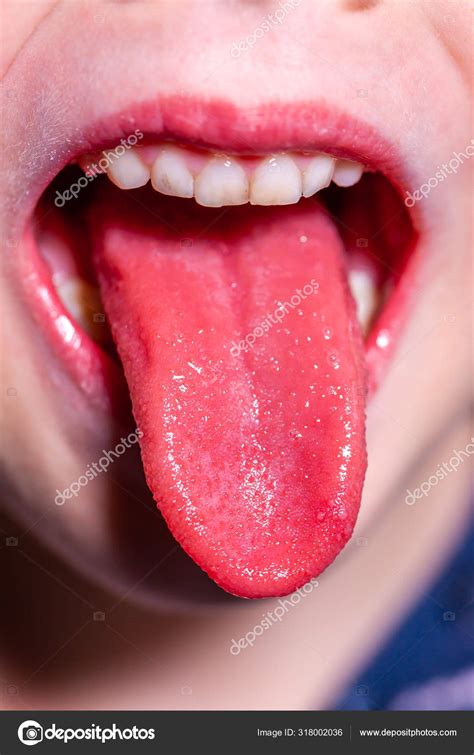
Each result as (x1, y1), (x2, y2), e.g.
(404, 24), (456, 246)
(1, 0), (472, 705)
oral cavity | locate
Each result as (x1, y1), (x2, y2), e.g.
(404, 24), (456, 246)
(69, 144), (375, 342)
(39, 137), (400, 599)
(81, 142), (365, 207)
(57, 142), (377, 343)
(34, 120), (416, 600)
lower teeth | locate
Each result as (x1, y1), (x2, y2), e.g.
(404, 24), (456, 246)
(348, 268), (378, 336)
(56, 277), (110, 345)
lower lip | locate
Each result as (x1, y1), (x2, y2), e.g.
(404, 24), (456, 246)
(16, 97), (421, 413)
(19, 227), (128, 417)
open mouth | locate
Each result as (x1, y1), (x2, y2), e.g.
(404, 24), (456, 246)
(21, 100), (417, 599)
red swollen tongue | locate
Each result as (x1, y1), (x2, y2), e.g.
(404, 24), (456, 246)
(87, 188), (367, 598)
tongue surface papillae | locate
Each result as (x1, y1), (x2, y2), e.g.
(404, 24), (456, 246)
(87, 187), (367, 597)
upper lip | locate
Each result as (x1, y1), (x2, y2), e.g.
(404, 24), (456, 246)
(9, 96), (417, 225)
(2, 0), (443, 245)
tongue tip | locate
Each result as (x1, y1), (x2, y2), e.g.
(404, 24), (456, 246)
(205, 567), (319, 600)
(152, 492), (361, 600)
(179, 541), (349, 599)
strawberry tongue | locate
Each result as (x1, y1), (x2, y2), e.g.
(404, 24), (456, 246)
(87, 187), (367, 598)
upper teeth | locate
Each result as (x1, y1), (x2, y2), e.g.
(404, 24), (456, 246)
(85, 143), (365, 206)
(302, 154), (335, 197)
(250, 155), (302, 206)
(151, 145), (194, 198)
(195, 156), (249, 207)
(332, 159), (364, 188)
(103, 149), (150, 191)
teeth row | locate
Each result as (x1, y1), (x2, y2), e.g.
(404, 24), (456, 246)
(86, 144), (364, 207)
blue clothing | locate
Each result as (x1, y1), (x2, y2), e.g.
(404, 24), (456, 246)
(337, 523), (474, 710)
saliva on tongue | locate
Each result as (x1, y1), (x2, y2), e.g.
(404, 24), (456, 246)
(87, 186), (367, 598)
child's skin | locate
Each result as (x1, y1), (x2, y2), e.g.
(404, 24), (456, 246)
(0, 1), (471, 709)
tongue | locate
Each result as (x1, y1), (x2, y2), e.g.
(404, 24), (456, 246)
(87, 187), (367, 598)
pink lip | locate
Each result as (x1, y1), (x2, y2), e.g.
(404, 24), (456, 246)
(20, 228), (128, 416)
(17, 97), (421, 412)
